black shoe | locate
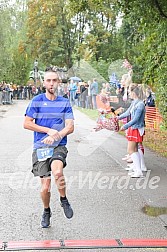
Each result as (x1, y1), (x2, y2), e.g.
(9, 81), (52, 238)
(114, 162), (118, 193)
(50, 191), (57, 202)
(41, 210), (52, 228)
(61, 199), (73, 219)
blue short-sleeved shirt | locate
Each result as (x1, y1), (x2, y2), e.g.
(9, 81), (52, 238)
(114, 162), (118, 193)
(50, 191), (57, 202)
(25, 94), (74, 149)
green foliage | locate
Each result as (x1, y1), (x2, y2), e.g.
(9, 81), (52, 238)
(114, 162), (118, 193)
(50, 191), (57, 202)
(26, 0), (77, 68)
(0, 7), (13, 81)
(108, 59), (127, 80)
(90, 59), (110, 82)
(67, 0), (121, 62)
(10, 48), (31, 84)
(117, 0), (167, 126)
(0, 0), (31, 84)
(73, 59), (107, 83)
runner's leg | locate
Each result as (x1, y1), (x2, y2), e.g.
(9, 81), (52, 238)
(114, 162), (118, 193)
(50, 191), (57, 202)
(40, 177), (51, 208)
(51, 160), (73, 219)
(51, 160), (66, 197)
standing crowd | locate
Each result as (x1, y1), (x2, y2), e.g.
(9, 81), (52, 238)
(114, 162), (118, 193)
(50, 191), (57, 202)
(0, 82), (14, 105)
(57, 78), (99, 110)
(0, 81), (46, 105)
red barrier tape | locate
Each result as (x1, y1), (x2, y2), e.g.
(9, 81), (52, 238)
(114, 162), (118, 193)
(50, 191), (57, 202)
(64, 239), (118, 247)
(121, 239), (167, 247)
(7, 240), (60, 249)
(1, 239), (167, 250)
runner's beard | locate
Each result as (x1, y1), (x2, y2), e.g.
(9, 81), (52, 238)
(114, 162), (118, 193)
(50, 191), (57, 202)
(48, 87), (58, 95)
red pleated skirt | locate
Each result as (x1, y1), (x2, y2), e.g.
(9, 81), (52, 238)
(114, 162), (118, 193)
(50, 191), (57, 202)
(126, 127), (144, 142)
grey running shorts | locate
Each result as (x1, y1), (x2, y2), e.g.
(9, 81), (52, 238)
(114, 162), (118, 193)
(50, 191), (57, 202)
(32, 145), (68, 177)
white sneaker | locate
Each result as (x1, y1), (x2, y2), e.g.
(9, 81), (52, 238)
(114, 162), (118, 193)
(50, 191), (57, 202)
(141, 166), (147, 172)
(131, 172), (144, 178)
(122, 155), (129, 161)
(127, 157), (133, 163)
(125, 167), (133, 171)
(127, 163), (134, 167)
(128, 171), (135, 176)
(125, 164), (134, 171)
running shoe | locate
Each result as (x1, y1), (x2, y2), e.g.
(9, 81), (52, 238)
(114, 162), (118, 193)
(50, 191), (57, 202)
(41, 210), (52, 228)
(61, 199), (73, 219)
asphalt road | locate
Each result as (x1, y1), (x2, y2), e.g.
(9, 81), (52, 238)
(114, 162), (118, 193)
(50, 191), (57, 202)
(0, 100), (167, 252)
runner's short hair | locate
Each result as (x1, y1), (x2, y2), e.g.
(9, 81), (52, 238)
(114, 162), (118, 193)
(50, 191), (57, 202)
(45, 66), (68, 80)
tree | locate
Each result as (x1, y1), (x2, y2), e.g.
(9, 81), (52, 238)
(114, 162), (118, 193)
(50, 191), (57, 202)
(67, 0), (122, 63)
(26, 0), (77, 68)
(117, 0), (167, 125)
(0, 3), (13, 81)
(0, 0), (31, 84)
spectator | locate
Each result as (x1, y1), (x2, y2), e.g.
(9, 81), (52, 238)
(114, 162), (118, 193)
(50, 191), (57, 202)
(74, 82), (81, 107)
(99, 83), (110, 106)
(86, 80), (93, 109)
(69, 80), (77, 106)
(118, 83), (146, 178)
(28, 85), (32, 99)
(105, 82), (111, 96)
(31, 85), (37, 97)
(80, 82), (87, 108)
(0, 83), (3, 105)
(90, 78), (98, 109)
(120, 71), (132, 108)
(145, 88), (155, 107)
(23, 86), (28, 100)
(58, 83), (64, 96)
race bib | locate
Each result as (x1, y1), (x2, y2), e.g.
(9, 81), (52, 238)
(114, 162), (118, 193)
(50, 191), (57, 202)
(37, 148), (54, 161)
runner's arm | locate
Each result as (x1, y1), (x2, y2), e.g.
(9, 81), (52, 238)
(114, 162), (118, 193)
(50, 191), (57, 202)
(24, 116), (74, 137)
(59, 119), (74, 138)
(23, 115), (50, 133)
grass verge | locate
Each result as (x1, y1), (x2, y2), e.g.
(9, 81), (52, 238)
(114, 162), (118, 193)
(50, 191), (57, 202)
(75, 107), (167, 158)
(76, 107), (99, 120)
